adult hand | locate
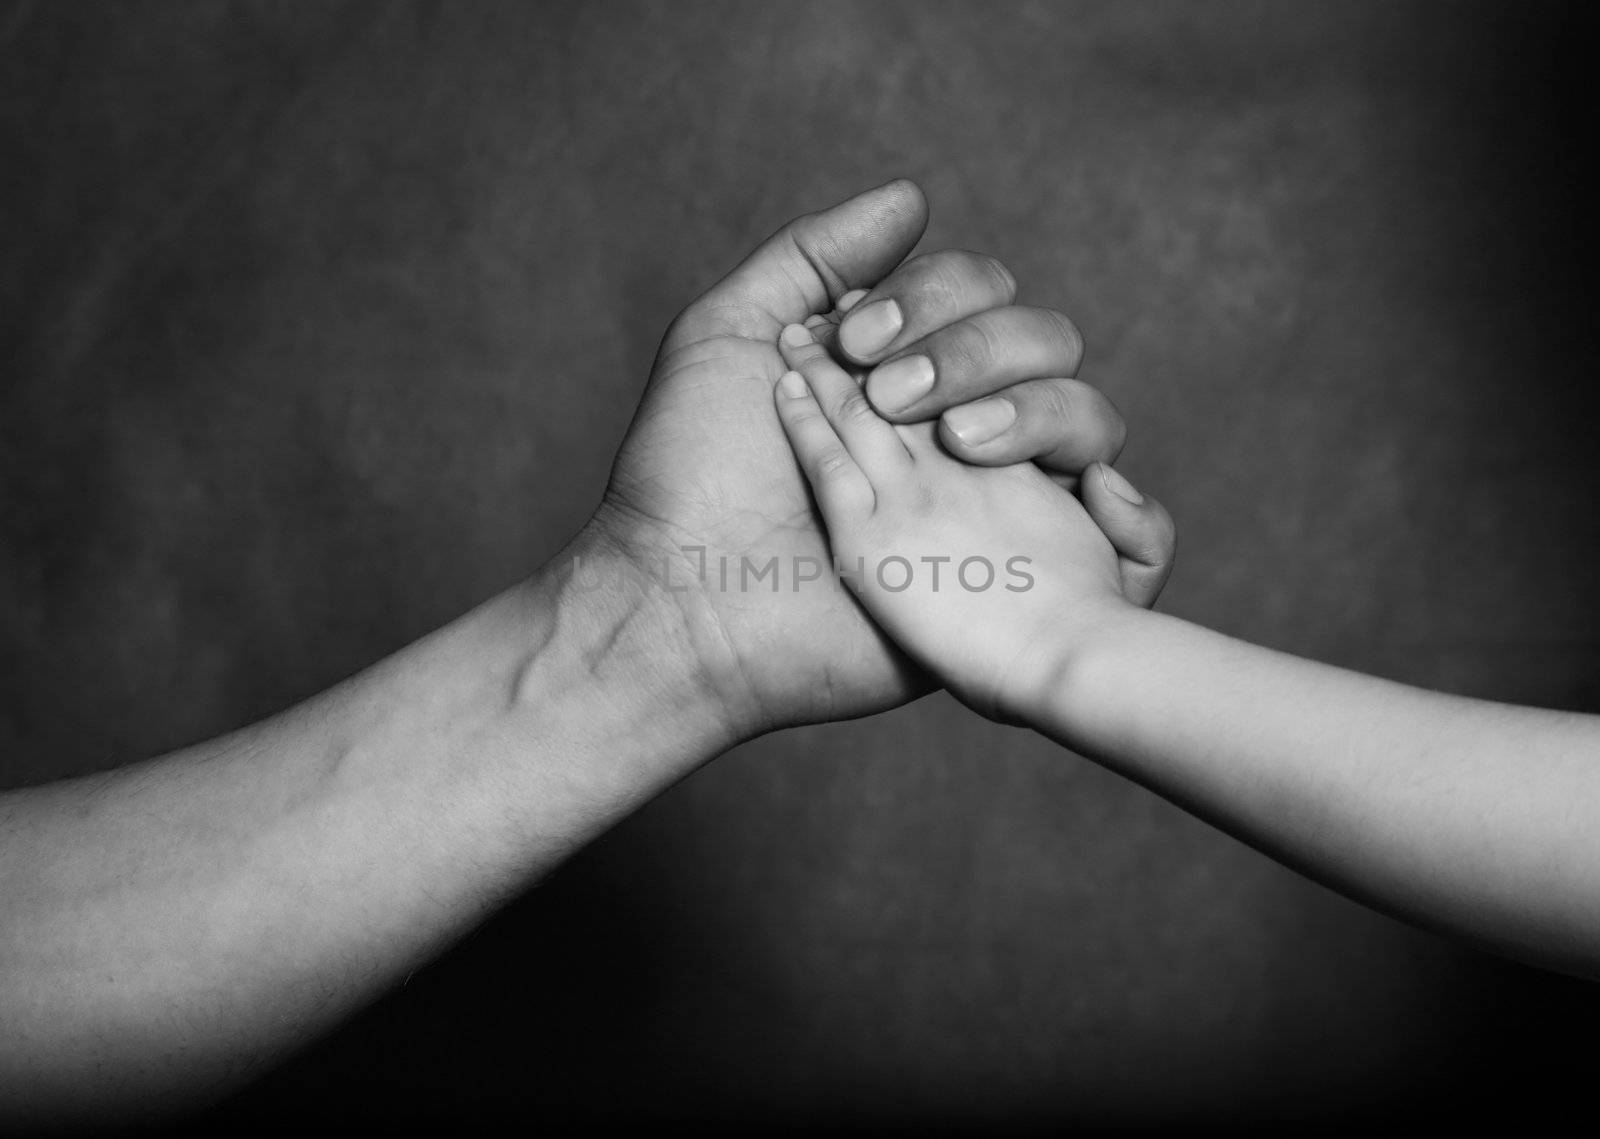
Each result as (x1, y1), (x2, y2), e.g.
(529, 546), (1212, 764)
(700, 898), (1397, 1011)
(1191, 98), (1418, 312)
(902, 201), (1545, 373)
(591, 179), (1173, 735)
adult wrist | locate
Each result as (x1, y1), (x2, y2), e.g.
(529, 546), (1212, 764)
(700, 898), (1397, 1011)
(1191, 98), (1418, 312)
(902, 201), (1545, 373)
(516, 512), (765, 761)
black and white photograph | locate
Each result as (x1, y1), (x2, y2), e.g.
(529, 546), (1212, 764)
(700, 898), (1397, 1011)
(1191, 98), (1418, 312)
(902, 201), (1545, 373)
(1, 1), (1595, 1132)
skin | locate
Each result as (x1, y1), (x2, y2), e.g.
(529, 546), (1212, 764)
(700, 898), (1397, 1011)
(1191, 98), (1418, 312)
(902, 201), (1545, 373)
(602, 180), (1171, 731)
(774, 323), (1600, 982)
(0, 180), (1175, 1124)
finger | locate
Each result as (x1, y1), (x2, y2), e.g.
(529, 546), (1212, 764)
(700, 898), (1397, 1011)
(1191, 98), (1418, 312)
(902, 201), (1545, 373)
(937, 377), (1127, 473)
(800, 286), (868, 353)
(685, 180), (929, 341)
(837, 288), (869, 313)
(862, 305), (1085, 420)
(835, 248), (1017, 365)
(773, 370), (876, 522)
(779, 323), (911, 477)
(1080, 462), (1177, 608)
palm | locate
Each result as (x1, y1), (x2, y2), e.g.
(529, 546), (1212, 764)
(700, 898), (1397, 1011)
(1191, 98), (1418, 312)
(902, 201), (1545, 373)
(605, 318), (925, 729)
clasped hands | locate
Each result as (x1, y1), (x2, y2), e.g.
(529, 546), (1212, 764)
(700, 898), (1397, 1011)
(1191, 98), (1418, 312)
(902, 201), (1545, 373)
(591, 179), (1174, 738)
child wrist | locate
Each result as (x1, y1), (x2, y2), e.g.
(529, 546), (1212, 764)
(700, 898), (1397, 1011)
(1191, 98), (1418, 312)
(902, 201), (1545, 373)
(1014, 603), (1149, 733)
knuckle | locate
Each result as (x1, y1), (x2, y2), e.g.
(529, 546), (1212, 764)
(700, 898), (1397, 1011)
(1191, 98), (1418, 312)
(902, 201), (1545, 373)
(1130, 528), (1166, 564)
(905, 249), (1004, 315)
(1102, 405), (1128, 462)
(1153, 504), (1178, 557)
(826, 387), (877, 428)
(1039, 308), (1085, 369)
(910, 252), (964, 312)
(1125, 501), (1176, 565)
(841, 394), (881, 430)
(792, 341), (829, 366)
(935, 250), (1014, 307)
(979, 253), (1018, 301)
(943, 319), (999, 378)
(877, 248), (1020, 331)
(815, 447), (855, 479)
(788, 403), (825, 428)
(1066, 380), (1125, 459)
(973, 315), (1011, 373)
(1106, 405), (1129, 461)
(1033, 377), (1082, 427)
(788, 214), (843, 280)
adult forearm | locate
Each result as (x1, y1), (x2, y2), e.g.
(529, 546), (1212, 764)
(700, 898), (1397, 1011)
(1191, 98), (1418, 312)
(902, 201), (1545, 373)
(0, 527), (737, 1121)
(1040, 609), (1600, 978)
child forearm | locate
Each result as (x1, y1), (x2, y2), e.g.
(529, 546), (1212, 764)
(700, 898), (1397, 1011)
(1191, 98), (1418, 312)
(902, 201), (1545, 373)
(1034, 609), (1600, 978)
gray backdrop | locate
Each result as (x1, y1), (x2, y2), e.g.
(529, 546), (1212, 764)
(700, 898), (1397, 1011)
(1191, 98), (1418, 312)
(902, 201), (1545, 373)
(3, 0), (1596, 1130)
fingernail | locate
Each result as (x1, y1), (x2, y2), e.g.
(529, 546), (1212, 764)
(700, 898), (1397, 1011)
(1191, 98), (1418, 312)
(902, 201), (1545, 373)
(837, 288), (869, 313)
(942, 397), (1017, 447)
(803, 313), (830, 330)
(1099, 464), (1144, 504)
(778, 370), (808, 399)
(780, 323), (813, 348)
(866, 355), (935, 414)
(838, 299), (902, 358)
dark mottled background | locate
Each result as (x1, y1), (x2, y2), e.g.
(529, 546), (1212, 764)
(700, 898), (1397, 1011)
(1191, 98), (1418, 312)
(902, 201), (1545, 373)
(2, 0), (1596, 1130)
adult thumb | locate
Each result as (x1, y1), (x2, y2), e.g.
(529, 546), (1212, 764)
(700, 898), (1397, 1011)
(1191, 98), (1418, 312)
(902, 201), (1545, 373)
(1080, 462), (1178, 609)
(685, 179), (929, 337)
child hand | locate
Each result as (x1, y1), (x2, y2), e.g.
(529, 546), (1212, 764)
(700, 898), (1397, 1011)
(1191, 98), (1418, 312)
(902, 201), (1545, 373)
(772, 322), (1169, 724)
